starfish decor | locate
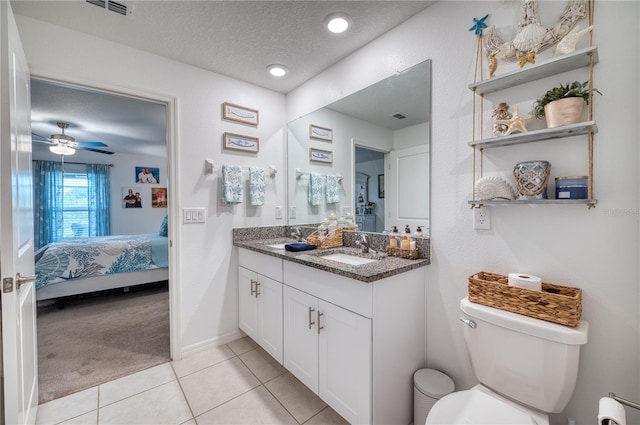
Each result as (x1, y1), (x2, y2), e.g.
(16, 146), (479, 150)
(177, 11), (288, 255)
(469, 14), (489, 36)
(494, 106), (532, 136)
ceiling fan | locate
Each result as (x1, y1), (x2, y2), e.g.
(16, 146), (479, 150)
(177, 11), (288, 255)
(32, 122), (114, 155)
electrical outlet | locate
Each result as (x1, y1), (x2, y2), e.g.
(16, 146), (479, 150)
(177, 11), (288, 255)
(289, 206), (297, 219)
(275, 206), (283, 220)
(473, 206), (491, 230)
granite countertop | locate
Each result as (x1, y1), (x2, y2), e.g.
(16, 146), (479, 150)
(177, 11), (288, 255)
(234, 238), (429, 283)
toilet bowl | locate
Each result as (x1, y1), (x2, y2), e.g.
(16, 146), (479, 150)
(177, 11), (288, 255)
(426, 298), (588, 425)
(426, 384), (548, 425)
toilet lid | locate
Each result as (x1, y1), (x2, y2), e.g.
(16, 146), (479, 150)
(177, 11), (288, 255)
(426, 388), (538, 425)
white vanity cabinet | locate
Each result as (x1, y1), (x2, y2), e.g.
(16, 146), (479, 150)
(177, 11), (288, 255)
(238, 248), (283, 364)
(283, 261), (426, 425)
(284, 285), (371, 424)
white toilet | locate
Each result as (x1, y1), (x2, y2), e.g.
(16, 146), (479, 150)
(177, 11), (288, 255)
(426, 297), (588, 425)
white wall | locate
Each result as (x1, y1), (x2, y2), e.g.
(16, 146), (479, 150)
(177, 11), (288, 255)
(16, 15), (287, 352)
(110, 152), (167, 235)
(288, 2), (640, 424)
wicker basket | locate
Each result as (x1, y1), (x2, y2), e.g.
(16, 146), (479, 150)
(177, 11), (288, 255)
(386, 246), (419, 259)
(468, 271), (582, 327)
(306, 228), (343, 249)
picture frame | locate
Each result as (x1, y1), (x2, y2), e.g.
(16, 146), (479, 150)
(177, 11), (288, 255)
(378, 174), (385, 198)
(309, 148), (333, 164)
(122, 186), (143, 208)
(223, 132), (259, 153)
(222, 102), (259, 126)
(151, 187), (168, 208)
(135, 166), (160, 184)
(309, 124), (333, 141)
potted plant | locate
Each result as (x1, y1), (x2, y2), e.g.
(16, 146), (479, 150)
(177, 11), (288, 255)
(532, 81), (601, 128)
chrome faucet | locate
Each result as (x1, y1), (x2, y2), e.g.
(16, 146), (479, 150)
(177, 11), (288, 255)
(356, 233), (376, 254)
(290, 227), (304, 242)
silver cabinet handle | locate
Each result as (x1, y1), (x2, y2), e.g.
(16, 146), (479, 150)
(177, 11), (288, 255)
(459, 316), (476, 328)
(250, 279), (257, 296)
(317, 311), (324, 334)
(255, 281), (261, 297)
(308, 307), (316, 329)
(16, 273), (36, 289)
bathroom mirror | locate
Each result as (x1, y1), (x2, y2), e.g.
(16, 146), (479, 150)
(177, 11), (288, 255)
(287, 59), (431, 236)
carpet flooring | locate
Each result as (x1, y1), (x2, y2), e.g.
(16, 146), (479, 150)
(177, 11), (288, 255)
(37, 282), (171, 403)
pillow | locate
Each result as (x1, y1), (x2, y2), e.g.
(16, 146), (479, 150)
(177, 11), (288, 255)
(158, 215), (168, 237)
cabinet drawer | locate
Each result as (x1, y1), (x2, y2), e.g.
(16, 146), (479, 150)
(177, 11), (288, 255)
(239, 248), (283, 282)
(283, 261), (373, 318)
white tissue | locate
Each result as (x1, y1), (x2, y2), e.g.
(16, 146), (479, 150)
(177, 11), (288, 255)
(508, 273), (542, 291)
(598, 397), (626, 425)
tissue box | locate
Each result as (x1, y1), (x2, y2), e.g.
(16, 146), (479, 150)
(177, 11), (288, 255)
(555, 176), (588, 199)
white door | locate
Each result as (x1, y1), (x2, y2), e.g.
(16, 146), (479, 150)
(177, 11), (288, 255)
(256, 276), (283, 364)
(0, 2), (38, 424)
(318, 300), (371, 425)
(238, 267), (258, 341)
(283, 286), (319, 393)
(387, 144), (430, 231)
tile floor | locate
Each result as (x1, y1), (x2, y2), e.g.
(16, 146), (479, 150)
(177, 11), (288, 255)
(36, 337), (349, 425)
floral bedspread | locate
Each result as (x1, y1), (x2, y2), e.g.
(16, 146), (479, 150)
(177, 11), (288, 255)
(35, 234), (168, 289)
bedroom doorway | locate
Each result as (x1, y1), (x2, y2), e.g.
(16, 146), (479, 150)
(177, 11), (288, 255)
(30, 78), (177, 403)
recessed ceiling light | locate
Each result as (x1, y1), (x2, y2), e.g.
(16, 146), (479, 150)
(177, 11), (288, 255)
(325, 12), (352, 34)
(267, 64), (288, 77)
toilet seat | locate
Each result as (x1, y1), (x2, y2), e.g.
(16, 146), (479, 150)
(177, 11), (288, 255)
(426, 385), (548, 425)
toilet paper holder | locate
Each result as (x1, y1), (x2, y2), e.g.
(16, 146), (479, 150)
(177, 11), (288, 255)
(602, 392), (640, 425)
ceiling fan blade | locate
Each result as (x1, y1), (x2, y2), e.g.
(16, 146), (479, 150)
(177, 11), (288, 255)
(77, 147), (114, 155)
(77, 141), (108, 147)
(31, 132), (56, 144)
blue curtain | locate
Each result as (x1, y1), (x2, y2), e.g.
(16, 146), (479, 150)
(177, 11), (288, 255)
(33, 160), (64, 249)
(86, 164), (111, 236)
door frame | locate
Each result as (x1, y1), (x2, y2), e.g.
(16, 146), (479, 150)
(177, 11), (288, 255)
(29, 72), (182, 359)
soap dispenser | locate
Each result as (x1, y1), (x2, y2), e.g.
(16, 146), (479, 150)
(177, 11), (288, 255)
(389, 226), (399, 249)
(401, 225), (412, 250)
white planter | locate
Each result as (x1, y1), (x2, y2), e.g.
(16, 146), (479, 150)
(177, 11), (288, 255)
(544, 97), (584, 128)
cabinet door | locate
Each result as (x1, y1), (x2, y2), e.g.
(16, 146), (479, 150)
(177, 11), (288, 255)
(238, 266), (259, 341)
(318, 300), (372, 425)
(283, 286), (319, 394)
(257, 276), (283, 364)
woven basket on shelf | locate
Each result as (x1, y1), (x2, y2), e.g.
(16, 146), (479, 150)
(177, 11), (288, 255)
(386, 246), (419, 259)
(468, 271), (582, 327)
(306, 228), (343, 249)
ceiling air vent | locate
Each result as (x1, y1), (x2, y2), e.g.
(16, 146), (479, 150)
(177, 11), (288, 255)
(391, 113), (407, 120)
(85, 0), (133, 16)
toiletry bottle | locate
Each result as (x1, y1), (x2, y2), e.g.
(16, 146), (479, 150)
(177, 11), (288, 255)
(389, 226), (399, 249)
(401, 225), (411, 250)
(327, 213), (338, 237)
(415, 226), (423, 238)
(318, 219), (329, 238)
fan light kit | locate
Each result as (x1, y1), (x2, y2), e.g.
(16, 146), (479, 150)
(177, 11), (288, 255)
(49, 122), (76, 155)
(49, 144), (75, 156)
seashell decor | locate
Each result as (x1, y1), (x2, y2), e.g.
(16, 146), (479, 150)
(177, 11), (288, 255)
(474, 176), (517, 200)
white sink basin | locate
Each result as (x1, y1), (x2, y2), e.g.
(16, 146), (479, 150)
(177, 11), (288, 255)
(321, 253), (377, 266)
(267, 243), (288, 250)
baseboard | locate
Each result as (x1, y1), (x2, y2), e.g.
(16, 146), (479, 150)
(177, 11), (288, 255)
(180, 329), (245, 358)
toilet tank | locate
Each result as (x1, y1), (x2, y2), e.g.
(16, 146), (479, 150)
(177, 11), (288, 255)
(460, 297), (588, 413)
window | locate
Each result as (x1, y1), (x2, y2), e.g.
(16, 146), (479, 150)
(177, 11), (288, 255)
(62, 172), (89, 238)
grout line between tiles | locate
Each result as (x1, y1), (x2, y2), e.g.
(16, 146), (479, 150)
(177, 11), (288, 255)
(171, 362), (198, 424)
(261, 376), (304, 425)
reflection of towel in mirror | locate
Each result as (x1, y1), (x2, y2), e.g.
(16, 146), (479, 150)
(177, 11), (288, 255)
(309, 173), (324, 206)
(222, 165), (243, 204)
(326, 175), (340, 204)
(249, 167), (266, 206)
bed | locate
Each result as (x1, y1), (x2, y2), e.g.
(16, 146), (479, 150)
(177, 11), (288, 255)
(35, 233), (169, 301)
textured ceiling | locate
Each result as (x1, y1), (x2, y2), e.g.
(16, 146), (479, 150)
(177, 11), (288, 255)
(16, 1), (434, 160)
(12, 0), (434, 94)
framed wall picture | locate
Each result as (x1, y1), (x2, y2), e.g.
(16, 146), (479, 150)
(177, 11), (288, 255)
(122, 187), (143, 208)
(152, 187), (168, 208)
(223, 132), (259, 153)
(222, 102), (259, 126)
(309, 124), (333, 141)
(309, 148), (333, 164)
(378, 174), (385, 198)
(135, 166), (160, 184)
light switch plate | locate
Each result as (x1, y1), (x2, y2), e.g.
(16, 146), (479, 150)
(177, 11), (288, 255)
(289, 206), (296, 219)
(275, 206), (283, 220)
(183, 208), (206, 223)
